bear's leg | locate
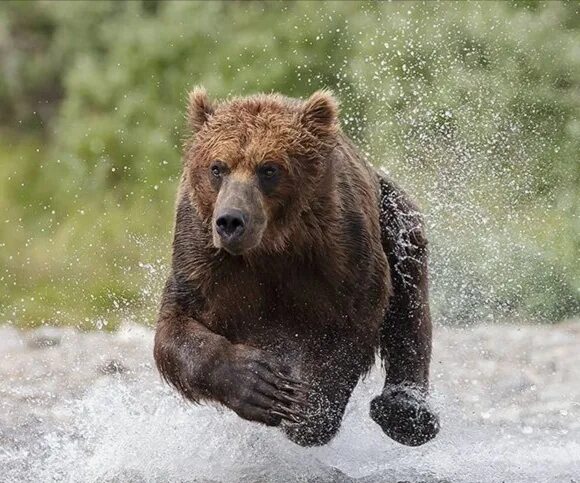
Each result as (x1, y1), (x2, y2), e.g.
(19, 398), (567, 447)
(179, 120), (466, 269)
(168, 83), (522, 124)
(282, 353), (362, 447)
(370, 176), (440, 446)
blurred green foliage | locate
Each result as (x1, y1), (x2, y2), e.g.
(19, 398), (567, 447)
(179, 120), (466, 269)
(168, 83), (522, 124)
(0, 0), (578, 329)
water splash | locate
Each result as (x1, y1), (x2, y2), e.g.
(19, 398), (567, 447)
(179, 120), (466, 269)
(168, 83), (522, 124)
(1, 325), (578, 482)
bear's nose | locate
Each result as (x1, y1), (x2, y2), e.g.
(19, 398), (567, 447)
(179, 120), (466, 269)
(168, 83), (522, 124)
(216, 210), (246, 240)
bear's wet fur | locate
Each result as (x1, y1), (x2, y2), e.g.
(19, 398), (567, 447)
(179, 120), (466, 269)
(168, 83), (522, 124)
(154, 88), (439, 447)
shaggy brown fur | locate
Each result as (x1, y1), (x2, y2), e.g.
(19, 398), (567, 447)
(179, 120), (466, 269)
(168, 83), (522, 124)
(154, 88), (439, 447)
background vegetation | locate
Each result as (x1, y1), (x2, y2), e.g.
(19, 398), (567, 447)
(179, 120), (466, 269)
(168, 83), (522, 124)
(0, 0), (578, 330)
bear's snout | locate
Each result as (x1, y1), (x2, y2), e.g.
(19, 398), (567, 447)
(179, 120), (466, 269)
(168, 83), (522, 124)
(215, 209), (246, 241)
(211, 177), (267, 255)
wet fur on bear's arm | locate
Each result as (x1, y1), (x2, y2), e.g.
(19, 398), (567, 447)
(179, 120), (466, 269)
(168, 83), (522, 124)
(155, 276), (313, 426)
(370, 174), (440, 446)
(154, 276), (229, 402)
(378, 175), (432, 389)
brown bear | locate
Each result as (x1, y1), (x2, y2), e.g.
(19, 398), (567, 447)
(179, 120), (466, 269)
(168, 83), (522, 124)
(153, 88), (439, 447)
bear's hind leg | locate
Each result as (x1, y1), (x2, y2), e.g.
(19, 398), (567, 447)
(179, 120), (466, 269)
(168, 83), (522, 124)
(371, 176), (440, 446)
(282, 356), (361, 447)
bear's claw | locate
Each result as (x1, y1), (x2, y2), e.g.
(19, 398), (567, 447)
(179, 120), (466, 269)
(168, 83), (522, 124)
(370, 385), (440, 446)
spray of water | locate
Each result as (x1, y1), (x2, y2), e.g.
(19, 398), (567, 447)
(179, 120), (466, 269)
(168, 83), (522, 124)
(1, 324), (578, 482)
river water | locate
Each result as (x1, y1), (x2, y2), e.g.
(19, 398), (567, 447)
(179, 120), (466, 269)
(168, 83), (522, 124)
(0, 323), (579, 482)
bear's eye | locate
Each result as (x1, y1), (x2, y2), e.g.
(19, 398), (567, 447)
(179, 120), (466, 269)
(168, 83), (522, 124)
(257, 163), (281, 194)
(210, 163), (224, 178)
(258, 164), (279, 179)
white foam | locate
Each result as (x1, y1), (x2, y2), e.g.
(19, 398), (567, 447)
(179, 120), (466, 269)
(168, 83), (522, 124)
(3, 363), (578, 483)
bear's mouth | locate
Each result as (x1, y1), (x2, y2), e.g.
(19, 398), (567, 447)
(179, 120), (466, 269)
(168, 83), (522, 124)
(219, 242), (246, 256)
(212, 222), (267, 256)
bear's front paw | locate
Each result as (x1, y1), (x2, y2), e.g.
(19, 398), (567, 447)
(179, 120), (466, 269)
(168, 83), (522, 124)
(213, 345), (310, 427)
(370, 384), (439, 446)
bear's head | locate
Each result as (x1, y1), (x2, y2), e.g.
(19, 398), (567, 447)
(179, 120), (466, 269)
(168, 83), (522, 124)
(184, 88), (340, 256)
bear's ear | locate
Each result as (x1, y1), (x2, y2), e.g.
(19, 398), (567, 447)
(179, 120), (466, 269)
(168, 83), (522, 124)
(187, 86), (214, 132)
(301, 89), (339, 131)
